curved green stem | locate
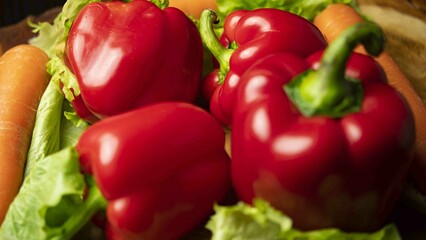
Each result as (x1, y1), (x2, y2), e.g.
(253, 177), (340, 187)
(285, 21), (385, 118)
(61, 176), (107, 239)
(316, 21), (384, 85)
(199, 9), (233, 84)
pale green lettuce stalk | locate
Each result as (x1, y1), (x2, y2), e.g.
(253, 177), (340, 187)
(207, 199), (402, 240)
(216, 0), (359, 23)
(24, 79), (88, 176)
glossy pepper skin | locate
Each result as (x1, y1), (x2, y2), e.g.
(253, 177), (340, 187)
(199, 9), (327, 126)
(76, 102), (231, 240)
(66, 0), (203, 119)
(231, 23), (415, 231)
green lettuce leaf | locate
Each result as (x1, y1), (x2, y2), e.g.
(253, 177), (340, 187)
(25, 0), (94, 176)
(30, 0), (101, 58)
(207, 199), (401, 240)
(48, 55), (81, 102)
(0, 148), (83, 240)
(0, 148), (107, 240)
(216, 0), (359, 23)
(29, 0), (101, 102)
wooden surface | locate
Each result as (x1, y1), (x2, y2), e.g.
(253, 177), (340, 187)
(0, 1), (425, 239)
(359, 0), (426, 22)
(358, 0), (426, 103)
(0, 7), (61, 55)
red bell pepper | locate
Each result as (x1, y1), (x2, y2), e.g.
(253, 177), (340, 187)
(231, 22), (415, 231)
(76, 102), (231, 240)
(199, 9), (327, 126)
(66, 0), (203, 119)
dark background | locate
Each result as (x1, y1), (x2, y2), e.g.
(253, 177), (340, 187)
(0, 0), (66, 27)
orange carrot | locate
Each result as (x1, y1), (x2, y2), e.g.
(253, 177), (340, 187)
(169, 0), (216, 19)
(314, 3), (426, 192)
(0, 44), (50, 223)
(314, 4), (364, 43)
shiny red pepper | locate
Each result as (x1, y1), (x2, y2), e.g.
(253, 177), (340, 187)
(66, 0), (203, 119)
(76, 102), (231, 240)
(199, 9), (327, 126)
(231, 22), (415, 231)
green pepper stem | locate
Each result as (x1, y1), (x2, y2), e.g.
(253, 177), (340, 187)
(199, 9), (233, 84)
(316, 21), (384, 86)
(149, 0), (169, 9)
(61, 176), (107, 239)
(285, 21), (385, 118)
